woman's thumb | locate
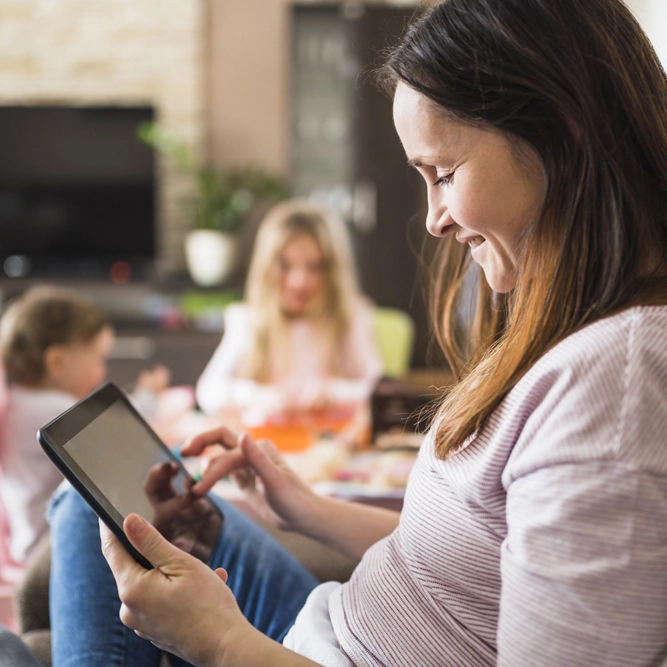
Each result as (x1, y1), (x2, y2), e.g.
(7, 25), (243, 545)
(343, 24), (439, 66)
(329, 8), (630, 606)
(124, 514), (181, 570)
(240, 435), (279, 479)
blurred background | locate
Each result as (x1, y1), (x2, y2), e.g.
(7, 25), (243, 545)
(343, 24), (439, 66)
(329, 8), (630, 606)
(0, 0), (664, 381)
(0, 0), (443, 381)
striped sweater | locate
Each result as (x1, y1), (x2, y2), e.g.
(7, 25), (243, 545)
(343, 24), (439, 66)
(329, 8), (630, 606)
(328, 306), (667, 666)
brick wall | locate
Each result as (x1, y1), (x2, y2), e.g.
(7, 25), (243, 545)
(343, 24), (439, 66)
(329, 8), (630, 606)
(0, 0), (207, 271)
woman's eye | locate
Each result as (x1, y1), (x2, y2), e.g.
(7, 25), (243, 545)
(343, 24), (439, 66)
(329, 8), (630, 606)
(433, 172), (454, 186)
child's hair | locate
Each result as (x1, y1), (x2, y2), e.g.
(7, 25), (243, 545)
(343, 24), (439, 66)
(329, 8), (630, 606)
(242, 198), (362, 382)
(0, 287), (110, 386)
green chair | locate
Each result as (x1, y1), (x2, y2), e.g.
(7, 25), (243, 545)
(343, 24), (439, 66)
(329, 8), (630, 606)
(373, 307), (415, 377)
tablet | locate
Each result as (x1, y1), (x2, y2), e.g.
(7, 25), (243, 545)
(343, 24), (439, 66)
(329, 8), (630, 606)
(38, 382), (224, 569)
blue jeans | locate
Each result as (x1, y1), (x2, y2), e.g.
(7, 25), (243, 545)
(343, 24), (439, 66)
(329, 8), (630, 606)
(48, 488), (319, 667)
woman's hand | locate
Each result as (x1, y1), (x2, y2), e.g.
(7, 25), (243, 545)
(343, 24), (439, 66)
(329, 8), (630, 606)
(100, 514), (254, 667)
(180, 428), (320, 533)
(181, 428), (400, 561)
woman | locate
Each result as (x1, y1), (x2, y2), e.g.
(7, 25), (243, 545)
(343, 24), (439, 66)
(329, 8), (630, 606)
(196, 198), (382, 417)
(48, 0), (667, 665)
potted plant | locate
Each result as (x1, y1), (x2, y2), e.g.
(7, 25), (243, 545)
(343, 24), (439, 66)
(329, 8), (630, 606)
(139, 122), (287, 286)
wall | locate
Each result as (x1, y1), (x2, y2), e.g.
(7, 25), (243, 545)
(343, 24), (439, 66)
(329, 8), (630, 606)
(207, 0), (290, 175)
(625, 0), (667, 66)
(207, 0), (666, 179)
(207, 0), (434, 176)
(0, 0), (207, 271)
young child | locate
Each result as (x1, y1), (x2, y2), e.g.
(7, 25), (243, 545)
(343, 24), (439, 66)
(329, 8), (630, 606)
(0, 286), (169, 564)
(196, 199), (383, 418)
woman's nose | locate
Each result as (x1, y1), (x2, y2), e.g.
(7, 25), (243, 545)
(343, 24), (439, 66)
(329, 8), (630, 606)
(425, 205), (450, 237)
(425, 189), (450, 237)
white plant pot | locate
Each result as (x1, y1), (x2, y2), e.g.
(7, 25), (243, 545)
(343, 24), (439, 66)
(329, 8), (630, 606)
(184, 230), (238, 287)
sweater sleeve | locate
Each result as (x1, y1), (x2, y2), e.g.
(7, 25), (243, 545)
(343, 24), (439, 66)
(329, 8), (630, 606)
(498, 309), (667, 666)
(500, 464), (667, 667)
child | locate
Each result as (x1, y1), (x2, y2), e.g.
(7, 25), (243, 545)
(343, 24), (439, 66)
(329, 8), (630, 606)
(0, 286), (169, 563)
(196, 198), (383, 418)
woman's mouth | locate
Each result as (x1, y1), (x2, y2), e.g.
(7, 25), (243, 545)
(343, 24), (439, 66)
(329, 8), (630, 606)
(457, 233), (486, 249)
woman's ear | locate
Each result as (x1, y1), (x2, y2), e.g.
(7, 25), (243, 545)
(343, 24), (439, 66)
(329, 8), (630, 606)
(43, 343), (67, 381)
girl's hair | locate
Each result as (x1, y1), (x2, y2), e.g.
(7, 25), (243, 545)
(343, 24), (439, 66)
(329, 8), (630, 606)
(242, 198), (362, 382)
(0, 286), (110, 385)
(380, 0), (667, 458)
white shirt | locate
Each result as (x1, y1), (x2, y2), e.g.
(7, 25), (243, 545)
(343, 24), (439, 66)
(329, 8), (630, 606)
(0, 387), (75, 563)
(196, 302), (383, 415)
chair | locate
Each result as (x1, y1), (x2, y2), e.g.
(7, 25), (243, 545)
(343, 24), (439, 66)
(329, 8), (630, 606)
(373, 307), (415, 377)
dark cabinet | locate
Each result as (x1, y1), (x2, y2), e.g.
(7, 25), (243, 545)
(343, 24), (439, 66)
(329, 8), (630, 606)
(291, 4), (441, 367)
(108, 328), (221, 390)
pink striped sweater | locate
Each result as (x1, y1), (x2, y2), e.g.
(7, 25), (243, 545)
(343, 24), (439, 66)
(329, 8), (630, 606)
(325, 305), (667, 666)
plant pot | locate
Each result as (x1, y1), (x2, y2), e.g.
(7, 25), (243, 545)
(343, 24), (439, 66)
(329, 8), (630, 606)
(184, 230), (239, 287)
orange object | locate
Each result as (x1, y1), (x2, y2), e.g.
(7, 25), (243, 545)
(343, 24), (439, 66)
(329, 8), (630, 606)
(245, 405), (358, 453)
(247, 423), (315, 453)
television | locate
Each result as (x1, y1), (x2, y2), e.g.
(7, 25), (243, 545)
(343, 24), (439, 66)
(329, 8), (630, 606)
(0, 105), (155, 279)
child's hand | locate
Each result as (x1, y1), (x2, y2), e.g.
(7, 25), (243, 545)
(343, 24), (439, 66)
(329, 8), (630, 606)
(285, 379), (334, 412)
(136, 365), (171, 394)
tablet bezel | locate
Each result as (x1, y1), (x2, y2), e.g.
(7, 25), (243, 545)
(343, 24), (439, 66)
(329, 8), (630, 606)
(38, 381), (215, 569)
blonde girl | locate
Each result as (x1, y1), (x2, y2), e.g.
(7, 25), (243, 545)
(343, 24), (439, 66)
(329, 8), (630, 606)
(196, 198), (382, 416)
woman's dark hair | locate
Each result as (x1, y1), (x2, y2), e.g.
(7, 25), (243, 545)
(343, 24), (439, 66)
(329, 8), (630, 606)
(380, 0), (667, 458)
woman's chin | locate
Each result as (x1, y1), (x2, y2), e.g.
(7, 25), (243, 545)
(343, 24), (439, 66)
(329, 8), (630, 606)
(480, 267), (517, 294)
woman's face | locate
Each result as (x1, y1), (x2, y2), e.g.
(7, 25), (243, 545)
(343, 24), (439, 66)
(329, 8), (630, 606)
(393, 83), (545, 293)
(277, 233), (326, 315)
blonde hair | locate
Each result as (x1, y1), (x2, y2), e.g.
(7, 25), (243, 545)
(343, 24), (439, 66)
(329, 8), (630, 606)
(0, 287), (109, 386)
(242, 198), (361, 382)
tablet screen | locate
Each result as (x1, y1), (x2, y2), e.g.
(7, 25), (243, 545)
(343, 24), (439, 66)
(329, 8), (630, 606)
(45, 388), (223, 564)
(64, 399), (184, 519)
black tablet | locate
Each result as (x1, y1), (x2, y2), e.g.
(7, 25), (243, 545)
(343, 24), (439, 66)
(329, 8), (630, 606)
(38, 382), (224, 569)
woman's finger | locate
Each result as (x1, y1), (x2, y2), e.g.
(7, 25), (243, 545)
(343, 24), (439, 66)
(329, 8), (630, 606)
(122, 514), (185, 573)
(191, 448), (248, 494)
(240, 436), (286, 487)
(180, 426), (240, 458)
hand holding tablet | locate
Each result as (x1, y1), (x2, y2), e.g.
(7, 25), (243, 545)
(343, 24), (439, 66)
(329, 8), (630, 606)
(38, 382), (224, 569)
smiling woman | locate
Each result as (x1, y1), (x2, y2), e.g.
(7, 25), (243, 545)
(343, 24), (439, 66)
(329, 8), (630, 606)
(393, 84), (545, 293)
(41, 1), (667, 666)
(381, 0), (667, 461)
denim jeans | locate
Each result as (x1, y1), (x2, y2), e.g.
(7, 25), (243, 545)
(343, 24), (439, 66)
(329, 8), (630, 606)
(48, 488), (319, 667)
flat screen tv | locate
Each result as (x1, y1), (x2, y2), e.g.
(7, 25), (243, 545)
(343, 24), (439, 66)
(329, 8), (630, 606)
(0, 105), (155, 278)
